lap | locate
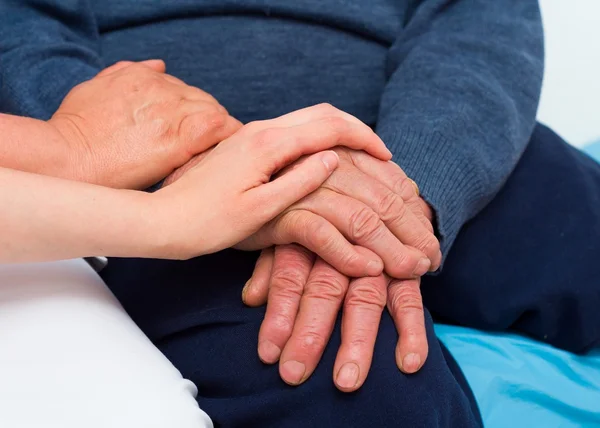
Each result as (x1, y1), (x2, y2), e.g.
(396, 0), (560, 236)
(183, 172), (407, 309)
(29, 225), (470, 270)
(101, 122), (600, 425)
(0, 259), (211, 428)
(102, 252), (481, 428)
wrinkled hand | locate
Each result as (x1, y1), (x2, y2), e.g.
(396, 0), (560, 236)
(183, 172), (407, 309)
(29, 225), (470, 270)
(243, 154), (437, 390)
(151, 104), (393, 259)
(48, 59), (242, 189)
(236, 147), (440, 278)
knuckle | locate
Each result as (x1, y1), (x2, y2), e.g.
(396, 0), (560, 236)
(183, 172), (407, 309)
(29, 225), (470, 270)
(414, 233), (440, 256)
(376, 191), (405, 223)
(389, 251), (419, 276)
(349, 207), (382, 241)
(305, 217), (331, 247)
(348, 335), (371, 349)
(297, 330), (327, 352)
(202, 108), (228, 130)
(321, 115), (348, 133)
(279, 244), (314, 265)
(315, 102), (337, 115)
(346, 282), (387, 309)
(402, 326), (425, 343)
(389, 286), (424, 312)
(269, 313), (295, 335)
(391, 174), (412, 197)
(305, 274), (347, 302)
(270, 269), (307, 293)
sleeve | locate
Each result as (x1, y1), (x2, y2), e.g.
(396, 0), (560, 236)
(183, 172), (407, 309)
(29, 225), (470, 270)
(0, 0), (103, 119)
(376, 0), (544, 257)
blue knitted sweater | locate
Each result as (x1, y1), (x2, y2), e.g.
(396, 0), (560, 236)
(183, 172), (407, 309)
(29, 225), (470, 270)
(0, 0), (544, 256)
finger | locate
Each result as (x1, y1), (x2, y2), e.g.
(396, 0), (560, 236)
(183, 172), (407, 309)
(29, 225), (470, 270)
(333, 274), (387, 392)
(294, 189), (429, 278)
(242, 209), (384, 278)
(351, 151), (427, 221)
(248, 151), (340, 220)
(349, 152), (442, 268)
(258, 245), (314, 364)
(259, 110), (392, 161)
(325, 168), (440, 271)
(387, 278), (428, 374)
(242, 247), (274, 307)
(279, 259), (349, 386)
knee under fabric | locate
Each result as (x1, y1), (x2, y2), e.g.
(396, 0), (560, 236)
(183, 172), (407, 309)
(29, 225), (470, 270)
(102, 250), (482, 428)
(423, 123), (600, 353)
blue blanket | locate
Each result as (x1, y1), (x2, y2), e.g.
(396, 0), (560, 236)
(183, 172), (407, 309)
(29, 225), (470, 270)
(436, 141), (600, 427)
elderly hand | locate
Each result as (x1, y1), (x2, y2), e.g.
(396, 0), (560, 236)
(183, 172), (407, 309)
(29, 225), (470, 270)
(236, 146), (440, 278)
(48, 59), (242, 189)
(242, 152), (437, 390)
(152, 104), (394, 260)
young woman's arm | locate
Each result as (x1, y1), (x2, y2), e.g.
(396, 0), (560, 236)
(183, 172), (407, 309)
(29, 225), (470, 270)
(1, 105), (395, 268)
(0, 165), (159, 263)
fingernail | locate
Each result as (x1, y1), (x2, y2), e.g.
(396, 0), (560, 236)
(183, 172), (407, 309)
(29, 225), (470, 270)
(336, 362), (360, 389)
(413, 258), (431, 276)
(281, 360), (306, 385)
(402, 353), (421, 373)
(241, 279), (251, 303)
(366, 259), (383, 276)
(321, 151), (339, 172)
(258, 340), (281, 364)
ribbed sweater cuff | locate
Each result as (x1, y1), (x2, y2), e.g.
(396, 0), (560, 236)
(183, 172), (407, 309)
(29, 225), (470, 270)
(379, 126), (487, 259)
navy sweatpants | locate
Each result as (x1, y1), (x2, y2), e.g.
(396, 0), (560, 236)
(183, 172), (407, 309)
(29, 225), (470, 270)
(101, 124), (600, 427)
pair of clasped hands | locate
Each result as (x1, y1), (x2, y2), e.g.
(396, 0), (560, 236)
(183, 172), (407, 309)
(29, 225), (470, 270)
(50, 60), (441, 392)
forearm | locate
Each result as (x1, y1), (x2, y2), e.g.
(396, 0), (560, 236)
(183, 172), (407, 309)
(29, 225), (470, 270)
(0, 114), (90, 181)
(0, 167), (162, 263)
(377, 0), (544, 256)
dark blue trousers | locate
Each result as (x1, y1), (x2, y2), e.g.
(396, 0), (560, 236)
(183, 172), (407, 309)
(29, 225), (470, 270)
(101, 124), (600, 427)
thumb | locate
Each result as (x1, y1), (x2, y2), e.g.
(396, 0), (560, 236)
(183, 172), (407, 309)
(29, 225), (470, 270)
(242, 248), (274, 306)
(251, 151), (339, 221)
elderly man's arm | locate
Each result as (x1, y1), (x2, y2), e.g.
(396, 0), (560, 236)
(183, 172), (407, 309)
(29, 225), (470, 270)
(378, 0), (544, 257)
(245, 0), (544, 391)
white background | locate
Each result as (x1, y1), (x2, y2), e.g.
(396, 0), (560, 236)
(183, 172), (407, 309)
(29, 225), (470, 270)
(538, 0), (600, 147)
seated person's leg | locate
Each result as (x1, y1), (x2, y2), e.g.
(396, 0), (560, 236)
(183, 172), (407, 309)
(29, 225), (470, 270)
(102, 253), (482, 428)
(423, 123), (600, 353)
(0, 259), (211, 428)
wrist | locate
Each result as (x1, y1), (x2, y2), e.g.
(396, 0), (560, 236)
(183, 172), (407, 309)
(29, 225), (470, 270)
(47, 115), (99, 184)
(132, 189), (195, 260)
(100, 189), (176, 259)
